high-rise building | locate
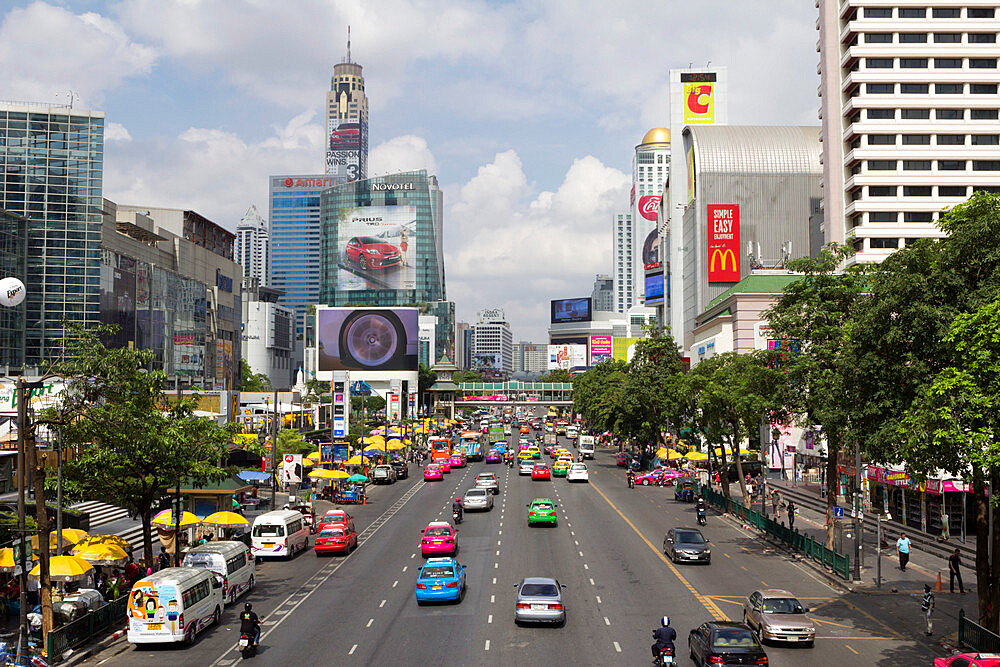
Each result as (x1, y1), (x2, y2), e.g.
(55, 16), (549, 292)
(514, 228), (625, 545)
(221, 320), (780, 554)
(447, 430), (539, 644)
(241, 276), (293, 390)
(513, 342), (548, 375)
(236, 204), (269, 286)
(0, 209), (26, 368)
(0, 102), (105, 366)
(471, 309), (513, 379)
(632, 128), (670, 308)
(612, 211), (632, 312)
(325, 29), (369, 181)
(591, 273), (613, 312)
(817, 2), (1000, 262)
(455, 321), (472, 369)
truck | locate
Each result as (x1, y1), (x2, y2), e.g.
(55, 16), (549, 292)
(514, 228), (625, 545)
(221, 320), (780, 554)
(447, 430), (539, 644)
(488, 425), (505, 445)
(578, 435), (595, 460)
(543, 432), (557, 446)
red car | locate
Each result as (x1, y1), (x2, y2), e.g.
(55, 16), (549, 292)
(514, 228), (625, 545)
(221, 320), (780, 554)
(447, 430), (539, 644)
(616, 452), (629, 467)
(424, 464), (444, 481)
(421, 521), (459, 556)
(314, 525), (357, 556)
(635, 469), (673, 486)
(531, 464), (551, 481)
(935, 654), (1000, 667)
(317, 509), (355, 533)
(345, 236), (402, 270)
(438, 459), (452, 473)
(449, 454), (466, 468)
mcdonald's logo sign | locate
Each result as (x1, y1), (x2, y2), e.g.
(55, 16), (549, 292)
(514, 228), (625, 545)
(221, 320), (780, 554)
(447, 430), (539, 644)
(707, 204), (740, 282)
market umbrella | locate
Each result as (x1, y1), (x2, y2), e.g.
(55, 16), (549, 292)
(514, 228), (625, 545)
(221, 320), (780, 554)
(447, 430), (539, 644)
(304, 451), (322, 460)
(668, 449), (684, 460)
(0, 548), (18, 572)
(203, 511), (250, 527)
(310, 468), (347, 480)
(346, 455), (364, 465)
(347, 474), (369, 483)
(32, 529), (88, 552)
(72, 534), (131, 554)
(655, 447), (670, 459)
(152, 510), (201, 528)
(30, 555), (93, 583)
(686, 451), (708, 461)
(74, 543), (128, 566)
(386, 442), (405, 450)
(363, 444), (385, 452)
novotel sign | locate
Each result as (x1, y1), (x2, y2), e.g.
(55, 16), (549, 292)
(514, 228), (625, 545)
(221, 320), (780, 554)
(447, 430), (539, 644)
(371, 182), (415, 191)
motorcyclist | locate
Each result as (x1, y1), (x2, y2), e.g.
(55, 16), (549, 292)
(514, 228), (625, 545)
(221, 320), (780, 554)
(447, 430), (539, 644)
(696, 496), (707, 524)
(240, 602), (261, 647)
(651, 616), (677, 658)
(627, 469), (636, 488)
(452, 497), (463, 521)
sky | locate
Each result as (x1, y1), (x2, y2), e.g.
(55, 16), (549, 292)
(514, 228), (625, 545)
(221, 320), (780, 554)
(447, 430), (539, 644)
(0, 0), (820, 343)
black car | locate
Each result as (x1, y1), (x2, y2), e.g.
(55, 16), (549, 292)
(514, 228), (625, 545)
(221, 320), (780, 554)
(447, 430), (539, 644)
(390, 460), (408, 480)
(688, 621), (767, 666)
(663, 527), (711, 564)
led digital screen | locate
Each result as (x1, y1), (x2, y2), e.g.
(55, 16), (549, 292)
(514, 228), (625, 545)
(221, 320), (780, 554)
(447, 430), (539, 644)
(550, 298), (592, 324)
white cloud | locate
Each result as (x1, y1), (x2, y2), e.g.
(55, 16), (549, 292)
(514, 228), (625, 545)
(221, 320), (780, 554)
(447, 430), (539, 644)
(369, 135), (438, 178)
(104, 122), (132, 142)
(0, 1), (156, 106)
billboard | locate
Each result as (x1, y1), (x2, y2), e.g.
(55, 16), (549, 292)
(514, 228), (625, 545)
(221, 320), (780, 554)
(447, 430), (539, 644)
(473, 353), (503, 370)
(707, 204), (740, 283)
(317, 307), (419, 372)
(326, 117), (367, 180)
(282, 454), (302, 484)
(638, 195), (660, 222)
(550, 298), (592, 324)
(547, 344), (586, 370)
(337, 205), (417, 291)
(644, 272), (664, 303)
(589, 336), (612, 366)
(683, 82), (715, 123)
(612, 337), (643, 363)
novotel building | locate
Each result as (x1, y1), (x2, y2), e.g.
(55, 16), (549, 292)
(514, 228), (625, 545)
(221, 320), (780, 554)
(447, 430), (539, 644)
(677, 125), (823, 353)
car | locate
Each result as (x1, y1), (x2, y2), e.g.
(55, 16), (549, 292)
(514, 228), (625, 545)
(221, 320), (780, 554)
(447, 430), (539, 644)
(317, 509), (355, 533)
(935, 654), (1000, 667)
(527, 498), (558, 526)
(616, 452), (629, 467)
(344, 236), (403, 270)
(531, 464), (551, 481)
(424, 464), (444, 481)
(528, 447), (541, 460)
(420, 521), (459, 556)
(485, 450), (502, 463)
(566, 463), (589, 483)
(514, 577), (566, 626)
(519, 460), (535, 476)
(545, 424), (555, 433)
(314, 524), (358, 556)
(475, 472), (500, 495)
(438, 459), (452, 473)
(552, 459), (570, 477)
(688, 622), (767, 667)
(463, 488), (494, 512)
(390, 460), (408, 479)
(520, 425), (530, 434)
(636, 469), (671, 486)
(518, 449), (534, 461)
(449, 454), (466, 468)
(372, 464), (397, 485)
(416, 557), (466, 605)
(663, 527), (711, 564)
(743, 589), (815, 646)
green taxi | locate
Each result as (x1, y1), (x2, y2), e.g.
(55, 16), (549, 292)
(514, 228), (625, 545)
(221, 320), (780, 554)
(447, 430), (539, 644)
(527, 498), (558, 526)
(552, 458), (572, 477)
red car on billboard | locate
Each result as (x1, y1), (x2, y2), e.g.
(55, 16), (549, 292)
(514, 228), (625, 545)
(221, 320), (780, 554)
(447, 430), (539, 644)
(345, 236), (402, 270)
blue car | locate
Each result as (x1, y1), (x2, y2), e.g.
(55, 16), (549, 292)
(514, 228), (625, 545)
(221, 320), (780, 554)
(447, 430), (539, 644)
(415, 557), (466, 604)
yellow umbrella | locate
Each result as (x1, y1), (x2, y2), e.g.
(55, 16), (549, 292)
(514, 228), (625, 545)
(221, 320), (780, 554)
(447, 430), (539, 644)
(152, 510), (201, 528)
(32, 529), (88, 551)
(0, 548), (18, 572)
(72, 534), (130, 553)
(30, 555), (93, 582)
(305, 450), (321, 460)
(363, 444), (385, 452)
(386, 442), (405, 450)
(347, 455), (364, 465)
(309, 468), (348, 480)
(655, 447), (670, 458)
(668, 449), (684, 460)
(74, 543), (128, 566)
(686, 451), (708, 461)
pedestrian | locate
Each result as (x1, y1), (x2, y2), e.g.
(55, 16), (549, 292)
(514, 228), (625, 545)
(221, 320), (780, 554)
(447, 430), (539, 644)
(787, 501), (796, 529)
(921, 583), (935, 635)
(771, 489), (781, 517)
(897, 532), (912, 571)
(949, 548), (965, 594)
(941, 512), (950, 541)
(157, 548), (169, 571)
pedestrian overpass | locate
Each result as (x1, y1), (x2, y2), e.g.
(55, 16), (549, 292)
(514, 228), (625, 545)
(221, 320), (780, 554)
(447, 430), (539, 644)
(427, 381), (573, 417)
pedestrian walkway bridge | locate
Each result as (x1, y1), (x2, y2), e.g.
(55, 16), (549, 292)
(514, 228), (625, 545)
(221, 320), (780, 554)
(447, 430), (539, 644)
(428, 381), (573, 416)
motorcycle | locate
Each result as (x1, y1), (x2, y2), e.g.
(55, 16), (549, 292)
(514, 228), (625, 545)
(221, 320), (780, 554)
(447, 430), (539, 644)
(627, 475), (635, 489)
(239, 632), (257, 660)
(653, 645), (674, 665)
(452, 509), (463, 524)
(697, 506), (707, 526)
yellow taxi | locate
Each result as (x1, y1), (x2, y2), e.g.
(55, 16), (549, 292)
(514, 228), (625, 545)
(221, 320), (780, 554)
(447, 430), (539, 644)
(518, 449), (535, 461)
(552, 458), (572, 477)
(527, 447), (541, 460)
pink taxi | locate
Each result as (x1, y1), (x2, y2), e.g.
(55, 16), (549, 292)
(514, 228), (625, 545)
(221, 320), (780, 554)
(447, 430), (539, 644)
(423, 464), (444, 481)
(421, 521), (459, 556)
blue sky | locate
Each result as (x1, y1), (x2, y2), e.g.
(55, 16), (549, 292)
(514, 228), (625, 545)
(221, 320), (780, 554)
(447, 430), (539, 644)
(0, 0), (819, 342)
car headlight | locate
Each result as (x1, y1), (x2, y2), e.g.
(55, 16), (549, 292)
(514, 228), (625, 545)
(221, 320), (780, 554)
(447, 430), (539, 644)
(703, 549), (711, 555)
(805, 627), (815, 633)
(365, 248), (379, 255)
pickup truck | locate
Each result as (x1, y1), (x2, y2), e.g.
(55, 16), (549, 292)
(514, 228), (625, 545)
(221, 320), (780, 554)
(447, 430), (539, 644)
(372, 464), (397, 484)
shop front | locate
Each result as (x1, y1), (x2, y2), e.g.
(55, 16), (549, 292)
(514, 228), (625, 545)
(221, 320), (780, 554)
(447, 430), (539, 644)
(866, 466), (972, 539)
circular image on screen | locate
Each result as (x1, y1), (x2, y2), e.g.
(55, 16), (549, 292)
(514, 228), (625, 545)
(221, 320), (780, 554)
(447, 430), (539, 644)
(339, 311), (406, 369)
(642, 229), (659, 266)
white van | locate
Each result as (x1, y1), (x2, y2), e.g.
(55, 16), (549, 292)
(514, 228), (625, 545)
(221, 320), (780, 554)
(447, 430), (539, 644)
(126, 567), (223, 645)
(183, 541), (256, 605)
(579, 436), (596, 460)
(566, 425), (579, 439)
(251, 509), (309, 559)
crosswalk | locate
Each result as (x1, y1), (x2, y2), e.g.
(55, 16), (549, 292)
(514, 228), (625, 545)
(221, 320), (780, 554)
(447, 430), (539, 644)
(71, 500), (146, 551)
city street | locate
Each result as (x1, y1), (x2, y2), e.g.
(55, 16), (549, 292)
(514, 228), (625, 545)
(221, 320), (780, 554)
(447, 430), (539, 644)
(84, 433), (941, 666)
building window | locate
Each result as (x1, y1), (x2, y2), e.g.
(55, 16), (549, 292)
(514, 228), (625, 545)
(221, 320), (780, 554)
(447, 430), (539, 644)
(870, 237), (900, 248)
(935, 83), (963, 94)
(869, 186), (897, 196)
(903, 160), (932, 170)
(902, 134), (931, 145)
(868, 160), (897, 170)
(867, 109), (895, 119)
(938, 160), (967, 170)
(974, 186), (1000, 194)
(971, 109), (1000, 120)
(972, 135), (1000, 145)
(973, 161), (1000, 171)
(865, 32), (893, 43)
(870, 212), (898, 223)
(936, 109), (964, 119)
(932, 8), (961, 18)
(903, 186), (933, 196)
(939, 186), (968, 196)
(901, 83), (929, 93)
(864, 7), (893, 17)
(868, 134), (897, 145)
(969, 8), (996, 18)
(971, 84), (999, 94)
(970, 58), (998, 68)
(904, 212), (935, 223)
(934, 58), (963, 68)
(899, 33), (928, 43)
(933, 32), (962, 42)
(901, 109), (931, 119)
(898, 8), (926, 18)
(867, 83), (895, 94)
(900, 58), (929, 68)
(969, 33), (997, 43)
(937, 134), (966, 145)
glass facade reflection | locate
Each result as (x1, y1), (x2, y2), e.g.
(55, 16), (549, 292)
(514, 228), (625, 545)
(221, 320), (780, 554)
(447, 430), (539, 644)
(0, 209), (26, 367)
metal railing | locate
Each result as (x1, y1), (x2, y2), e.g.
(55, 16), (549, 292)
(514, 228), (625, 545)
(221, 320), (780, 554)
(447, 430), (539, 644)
(701, 485), (851, 580)
(959, 609), (1000, 653)
(45, 594), (128, 662)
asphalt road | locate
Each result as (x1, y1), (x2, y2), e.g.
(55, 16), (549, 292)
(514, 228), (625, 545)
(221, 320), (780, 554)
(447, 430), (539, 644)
(86, 430), (941, 666)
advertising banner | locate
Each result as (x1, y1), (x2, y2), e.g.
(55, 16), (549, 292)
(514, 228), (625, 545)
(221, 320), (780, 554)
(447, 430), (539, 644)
(550, 298), (592, 324)
(644, 272), (664, 303)
(337, 205), (417, 291)
(320, 443), (333, 465)
(707, 204), (740, 283)
(325, 117), (367, 180)
(683, 82), (715, 123)
(547, 344), (586, 370)
(611, 337), (643, 362)
(333, 443), (349, 463)
(317, 307), (419, 372)
(282, 454), (302, 484)
(473, 353), (503, 370)
(589, 336), (612, 365)
(637, 195), (661, 222)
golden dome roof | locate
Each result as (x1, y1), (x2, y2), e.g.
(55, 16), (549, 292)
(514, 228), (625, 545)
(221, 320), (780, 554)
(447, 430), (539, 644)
(640, 128), (671, 145)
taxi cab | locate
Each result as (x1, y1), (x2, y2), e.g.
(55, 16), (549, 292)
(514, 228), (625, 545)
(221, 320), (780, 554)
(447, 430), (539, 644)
(421, 521), (459, 556)
(552, 458), (572, 477)
(527, 447), (541, 460)
(518, 449), (535, 461)
(438, 459), (452, 473)
(531, 463), (551, 481)
(424, 464), (444, 481)
(416, 557), (466, 605)
(317, 509), (355, 533)
(449, 453), (466, 468)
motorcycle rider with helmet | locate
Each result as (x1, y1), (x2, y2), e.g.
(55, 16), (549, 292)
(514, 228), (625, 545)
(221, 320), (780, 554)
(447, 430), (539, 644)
(651, 615), (677, 658)
(452, 497), (463, 522)
(240, 602), (261, 648)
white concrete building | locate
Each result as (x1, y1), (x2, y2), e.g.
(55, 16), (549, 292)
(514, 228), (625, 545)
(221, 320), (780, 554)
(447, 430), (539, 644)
(612, 212), (632, 313)
(236, 204), (269, 286)
(817, 1), (1000, 262)
(471, 309), (513, 378)
(241, 276), (294, 390)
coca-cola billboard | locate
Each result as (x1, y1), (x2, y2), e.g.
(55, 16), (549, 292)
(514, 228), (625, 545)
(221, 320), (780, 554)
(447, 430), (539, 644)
(638, 195), (661, 222)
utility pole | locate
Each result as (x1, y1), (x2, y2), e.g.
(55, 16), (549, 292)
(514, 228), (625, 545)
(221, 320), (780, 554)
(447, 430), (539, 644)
(853, 445), (863, 581)
(15, 378), (28, 659)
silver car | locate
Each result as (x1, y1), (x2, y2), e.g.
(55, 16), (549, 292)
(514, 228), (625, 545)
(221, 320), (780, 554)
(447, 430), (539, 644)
(462, 488), (494, 512)
(519, 460), (535, 475)
(475, 472), (500, 495)
(743, 589), (815, 646)
(514, 577), (566, 626)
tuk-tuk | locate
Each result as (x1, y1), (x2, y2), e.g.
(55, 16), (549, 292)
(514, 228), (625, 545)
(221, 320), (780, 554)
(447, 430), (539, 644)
(674, 480), (697, 502)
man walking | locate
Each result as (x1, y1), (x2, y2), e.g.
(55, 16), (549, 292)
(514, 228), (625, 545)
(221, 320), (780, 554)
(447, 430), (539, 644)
(771, 489), (781, 517)
(949, 548), (965, 594)
(897, 533), (912, 571)
(787, 501), (796, 529)
(921, 584), (935, 635)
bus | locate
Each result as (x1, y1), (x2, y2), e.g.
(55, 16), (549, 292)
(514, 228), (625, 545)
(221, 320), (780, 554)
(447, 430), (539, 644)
(429, 437), (452, 463)
(459, 431), (485, 461)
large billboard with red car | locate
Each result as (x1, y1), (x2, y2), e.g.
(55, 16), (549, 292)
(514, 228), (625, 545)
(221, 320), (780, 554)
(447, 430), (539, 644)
(337, 205), (417, 291)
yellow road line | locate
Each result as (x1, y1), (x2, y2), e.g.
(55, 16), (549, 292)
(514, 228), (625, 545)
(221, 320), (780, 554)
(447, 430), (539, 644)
(845, 644), (859, 654)
(812, 617), (854, 629)
(840, 598), (903, 640)
(706, 596), (746, 607)
(590, 479), (727, 620)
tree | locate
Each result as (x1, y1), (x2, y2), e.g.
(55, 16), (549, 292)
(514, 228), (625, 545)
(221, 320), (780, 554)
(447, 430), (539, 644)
(539, 368), (573, 383)
(53, 325), (236, 568)
(617, 330), (684, 448)
(452, 370), (484, 383)
(573, 360), (629, 434)
(239, 358), (272, 392)
(765, 244), (868, 546)
(275, 428), (309, 458)
(418, 364), (437, 411)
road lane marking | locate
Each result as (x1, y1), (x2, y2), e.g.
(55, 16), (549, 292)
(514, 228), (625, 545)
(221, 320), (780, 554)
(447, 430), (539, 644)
(393, 580), (398, 588)
(845, 644), (859, 655)
(349, 644), (357, 655)
(604, 616), (610, 625)
(491, 595), (495, 603)
(589, 578), (595, 585)
(379, 599), (386, 608)
(366, 618), (373, 627)
(578, 551), (583, 557)
(485, 640), (491, 651)
(402, 566), (408, 572)
(495, 562), (499, 568)
(493, 577), (497, 584)
(584, 564), (589, 570)
(488, 614), (493, 623)
(590, 479), (727, 621)
(613, 641), (621, 653)
(596, 595), (602, 604)
(410, 553), (415, 558)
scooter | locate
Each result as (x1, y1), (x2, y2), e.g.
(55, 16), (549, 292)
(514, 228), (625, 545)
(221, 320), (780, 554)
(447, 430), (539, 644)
(653, 645), (674, 665)
(697, 506), (707, 526)
(627, 475), (635, 489)
(239, 632), (258, 659)
(452, 509), (463, 524)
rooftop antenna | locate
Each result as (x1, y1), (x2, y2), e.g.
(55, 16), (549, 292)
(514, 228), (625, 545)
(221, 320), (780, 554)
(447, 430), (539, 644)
(56, 90), (79, 109)
(346, 25), (352, 63)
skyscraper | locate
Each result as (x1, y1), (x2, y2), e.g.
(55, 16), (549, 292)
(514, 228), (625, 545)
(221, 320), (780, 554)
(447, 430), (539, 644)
(471, 309), (513, 379)
(632, 129), (670, 309)
(325, 28), (369, 181)
(591, 273), (613, 312)
(236, 204), (269, 285)
(817, 2), (1000, 262)
(612, 212), (631, 312)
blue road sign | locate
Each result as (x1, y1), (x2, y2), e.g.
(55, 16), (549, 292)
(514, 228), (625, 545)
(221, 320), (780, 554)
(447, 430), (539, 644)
(833, 507), (844, 518)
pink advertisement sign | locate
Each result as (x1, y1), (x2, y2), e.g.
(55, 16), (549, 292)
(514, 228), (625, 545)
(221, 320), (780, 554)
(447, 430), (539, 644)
(589, 336), (612, 366)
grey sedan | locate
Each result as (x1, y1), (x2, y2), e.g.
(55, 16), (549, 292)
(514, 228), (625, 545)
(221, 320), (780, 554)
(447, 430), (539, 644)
(663, 527), (711, 564)
(462, 488), (494, 512)
(514, 577), (566, 626)
(475, 472), (500, 495)
(519, 460), (535, 475)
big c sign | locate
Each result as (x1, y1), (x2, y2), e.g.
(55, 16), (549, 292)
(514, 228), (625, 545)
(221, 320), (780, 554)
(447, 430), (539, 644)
(707, 204), (740, 283)
(684, 82), (715, 123)
(638, 195), (661, 222)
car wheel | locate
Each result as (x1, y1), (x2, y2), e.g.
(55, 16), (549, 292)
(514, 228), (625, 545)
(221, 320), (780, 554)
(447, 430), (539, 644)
(213, 606), (221, 627)
(416, 599), (425, 606)
(642, 479), (650, 486)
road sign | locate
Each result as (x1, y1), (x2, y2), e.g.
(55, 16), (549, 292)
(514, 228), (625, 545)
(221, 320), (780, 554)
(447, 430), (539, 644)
(834, 507), (844, 518)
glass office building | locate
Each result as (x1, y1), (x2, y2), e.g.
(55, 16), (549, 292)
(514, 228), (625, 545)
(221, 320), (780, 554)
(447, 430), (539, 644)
(0, 103), (104, 366)
(0, 209), (26, 368)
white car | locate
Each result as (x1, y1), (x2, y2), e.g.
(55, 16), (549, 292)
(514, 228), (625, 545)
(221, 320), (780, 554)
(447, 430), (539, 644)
(566, 463), (589, 483)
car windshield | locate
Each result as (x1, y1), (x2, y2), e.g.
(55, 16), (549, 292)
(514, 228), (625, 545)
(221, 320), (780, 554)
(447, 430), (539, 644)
(320, 529), (344, 537)
(520, 583), (559, 597)
(252, 524), (285, 537)
(466, 490), (487, 497)
(532, 503), (553, 511)
(571, 464), (586, 470)
(762, 598), (804, 614)
(478, 475), (494, 481)
(357, 236), (382, 244)
(425, 527), (451, 537)
(676, 531), (706, 544)
(420, 566), (454, 579)
(711, 628), (759, 648)
(324, 513), (346, 522)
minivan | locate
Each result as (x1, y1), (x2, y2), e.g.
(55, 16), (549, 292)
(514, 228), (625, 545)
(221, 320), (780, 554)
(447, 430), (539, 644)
(251, 509), (309, 559)
(183, 541), (256, 605)
(126, 567), (224, 645)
